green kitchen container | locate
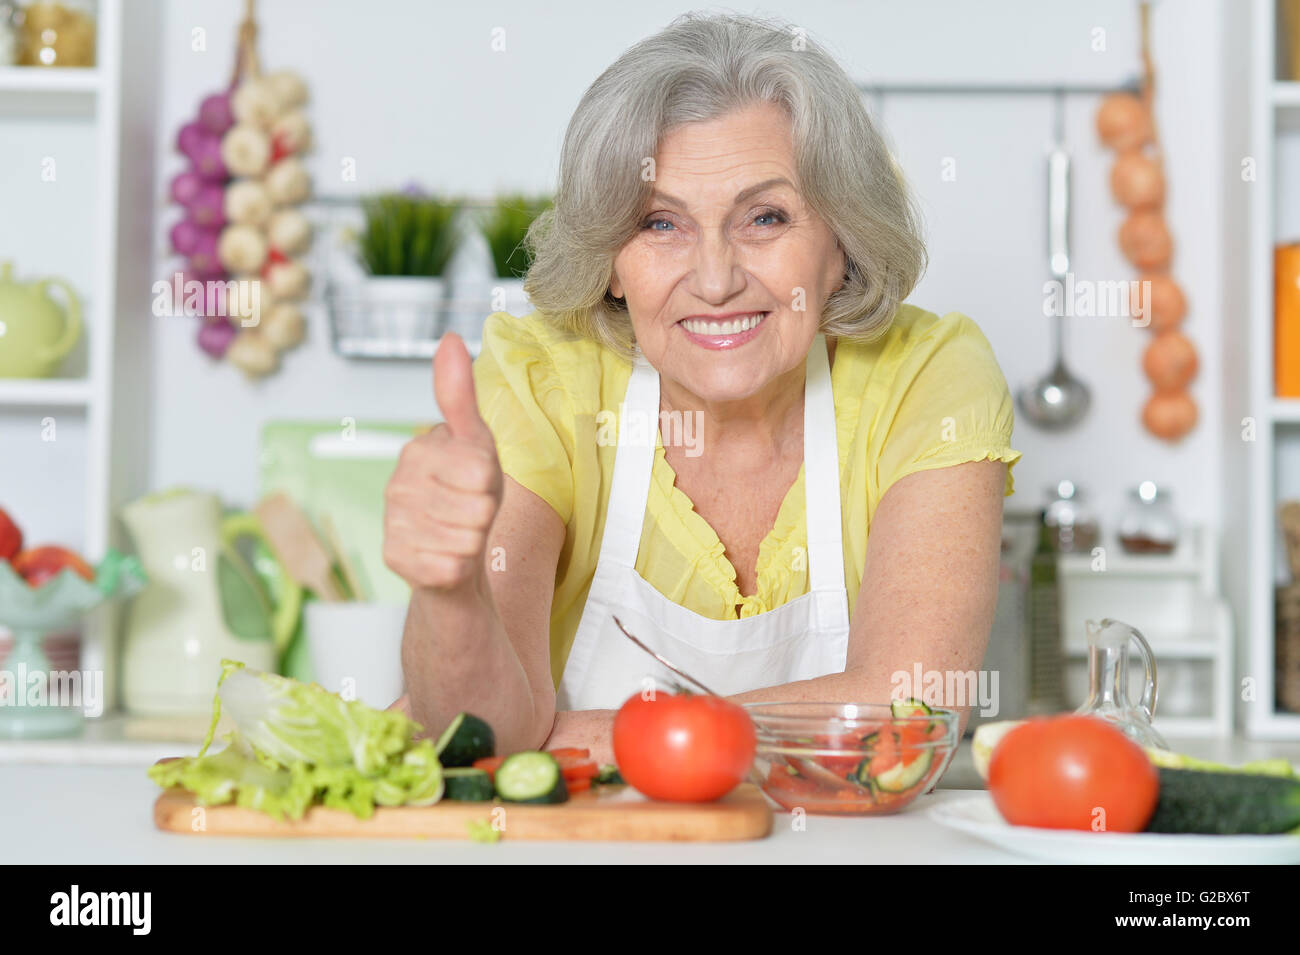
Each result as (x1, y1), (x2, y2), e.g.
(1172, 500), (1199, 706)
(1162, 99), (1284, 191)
(260, 420), (422, 681)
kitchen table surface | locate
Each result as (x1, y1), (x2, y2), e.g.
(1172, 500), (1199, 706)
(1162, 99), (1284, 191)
(5, 762), (1030, 864)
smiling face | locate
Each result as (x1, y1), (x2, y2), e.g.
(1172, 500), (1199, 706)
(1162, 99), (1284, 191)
(609, 101), (847, 404)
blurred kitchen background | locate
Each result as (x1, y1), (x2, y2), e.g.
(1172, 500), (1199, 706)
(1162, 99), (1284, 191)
(2, 0), (1300, 779)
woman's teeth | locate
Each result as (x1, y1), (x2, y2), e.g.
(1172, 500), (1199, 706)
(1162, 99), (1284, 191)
(680, 312), (767, 336)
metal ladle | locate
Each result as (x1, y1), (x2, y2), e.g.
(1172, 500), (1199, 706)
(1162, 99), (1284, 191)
(1018, 88), (1091, 430)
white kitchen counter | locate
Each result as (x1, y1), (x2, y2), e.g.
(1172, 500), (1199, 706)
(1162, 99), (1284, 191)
(0, 762), (1028, 864)
(6, 718), (1299, 864)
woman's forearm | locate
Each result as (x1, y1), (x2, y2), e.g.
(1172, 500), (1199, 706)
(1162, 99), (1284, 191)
(401, 570), (553, 752)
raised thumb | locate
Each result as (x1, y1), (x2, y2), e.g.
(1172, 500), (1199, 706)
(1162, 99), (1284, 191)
(433, 333), (491, 443)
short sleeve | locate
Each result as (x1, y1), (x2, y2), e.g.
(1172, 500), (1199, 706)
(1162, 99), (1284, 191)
(873, 311), (1022, 501)
(471, 312), (576, 525)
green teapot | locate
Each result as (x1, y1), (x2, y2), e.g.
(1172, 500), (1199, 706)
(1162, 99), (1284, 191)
(0, 262), (82, 378)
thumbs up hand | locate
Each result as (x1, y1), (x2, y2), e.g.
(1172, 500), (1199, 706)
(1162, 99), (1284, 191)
(383, 333), (505, 593)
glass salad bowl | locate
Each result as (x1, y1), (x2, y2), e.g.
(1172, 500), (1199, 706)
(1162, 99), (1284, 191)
(744, 702), (959, 816)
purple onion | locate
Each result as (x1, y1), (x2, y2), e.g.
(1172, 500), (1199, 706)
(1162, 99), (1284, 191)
(169, 169), (205, 206)
(187, 230), (222, 275)
(177, 121), (207, 157)
(198, 316), (237, 358)
(170, 218), (204, 256)
(187, 183), (226, 228)
(188, 134), (227, 183)
(198, 278), (234, 318)
(198, 92), (234, 136)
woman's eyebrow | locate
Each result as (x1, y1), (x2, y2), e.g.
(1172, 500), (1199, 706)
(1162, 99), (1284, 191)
(649, 176), (795, 210)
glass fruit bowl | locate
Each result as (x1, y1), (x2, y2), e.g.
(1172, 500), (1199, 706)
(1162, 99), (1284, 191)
(744, 702), (959, 816)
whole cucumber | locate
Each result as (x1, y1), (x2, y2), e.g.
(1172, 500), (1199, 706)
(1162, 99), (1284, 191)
(1145, 767), (1300, 835)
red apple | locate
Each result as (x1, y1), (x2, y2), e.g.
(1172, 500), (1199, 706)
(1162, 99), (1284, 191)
(11, 546), (95, 587)
(0, 508), (21, 561)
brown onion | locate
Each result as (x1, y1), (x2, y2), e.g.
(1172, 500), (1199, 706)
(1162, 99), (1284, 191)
(1097, 93), (1153, 151)
(1142, 330), (1199, 390)
(1111, 149), (1165, 209)
(1142, 389), (1197, 441)
(1131, 274), (1187, 330)
(1119, 211), (1173, 270)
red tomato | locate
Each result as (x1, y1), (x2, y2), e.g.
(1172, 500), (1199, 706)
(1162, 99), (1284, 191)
(613, 691), (757, 802)
(557, 759), (599, 781)
(471, 756), (506, 782)
(546, 747), (590, 761)
(11, 546), (94, 587)
(0, 508), (22, 562)
(987, 715), (1158, 832)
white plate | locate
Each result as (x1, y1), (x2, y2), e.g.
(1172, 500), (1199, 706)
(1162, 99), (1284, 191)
(930, 794), (1300, 864)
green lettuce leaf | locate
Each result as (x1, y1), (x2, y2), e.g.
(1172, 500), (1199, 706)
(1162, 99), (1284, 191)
(148, 659), (443, 820)
(215, 662), (419, 775)
(149, 739), (318, 822)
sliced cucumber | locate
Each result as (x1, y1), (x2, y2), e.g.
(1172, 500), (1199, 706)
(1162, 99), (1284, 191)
(443, 768), (495, 802)
(873, 748), (934, 793)
(495, 752), (569, 804)
(889, 698), (932, 718)
(890, 698), (935, 731)
(593, 764), (625, 786)
(852, 757), (879, 791)
(434, 712), (496, 768)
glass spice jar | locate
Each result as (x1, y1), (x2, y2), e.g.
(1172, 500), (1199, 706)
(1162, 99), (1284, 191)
(1118, 481), (1178, 555)
(1043, 479), (1100, 553)
(18, 0), (97, 68)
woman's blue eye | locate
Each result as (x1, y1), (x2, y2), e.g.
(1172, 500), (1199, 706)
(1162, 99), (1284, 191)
(641, 209), (787, 231)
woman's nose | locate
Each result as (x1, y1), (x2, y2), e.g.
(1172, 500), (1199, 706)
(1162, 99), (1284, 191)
(690, 230), (746, 300)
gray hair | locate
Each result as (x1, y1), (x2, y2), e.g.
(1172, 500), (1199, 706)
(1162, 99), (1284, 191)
(522, 11), (928, 361)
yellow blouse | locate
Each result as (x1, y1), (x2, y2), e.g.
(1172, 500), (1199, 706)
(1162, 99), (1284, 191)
(472, 305), (1023, 688)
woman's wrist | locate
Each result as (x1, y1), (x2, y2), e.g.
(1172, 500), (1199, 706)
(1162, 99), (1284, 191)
(545, 709), (618, 765)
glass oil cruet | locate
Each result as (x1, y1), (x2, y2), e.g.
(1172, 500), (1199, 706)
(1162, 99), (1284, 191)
(1074, 617), (1169, 750)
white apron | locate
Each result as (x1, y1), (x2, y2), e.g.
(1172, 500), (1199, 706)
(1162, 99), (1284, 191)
(556, 333), (851, 711)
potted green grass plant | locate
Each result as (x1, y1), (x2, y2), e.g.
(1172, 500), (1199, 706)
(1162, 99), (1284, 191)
(354, 191), (463, 344)
(480, 193), (551, 316)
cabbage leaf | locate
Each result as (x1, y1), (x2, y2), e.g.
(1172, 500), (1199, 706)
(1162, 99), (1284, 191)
(148, 660), (442, 820)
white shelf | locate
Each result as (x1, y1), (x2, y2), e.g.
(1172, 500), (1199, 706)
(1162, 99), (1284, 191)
(0, 378), (93, 407)
(1275, 81), (1300, 106)
(0, 712), (211, 766)
(0, 0), (134, 716)
(0, 66), (100, 94)
(1055, 526), (1207, 581)
(1241, 711), (1300, 739)
(1271, 398), (1300, 422)
(1155, 718), (1242, 738)
(1063, 640), (1222, 660)
(1236, 1), (1300, 738)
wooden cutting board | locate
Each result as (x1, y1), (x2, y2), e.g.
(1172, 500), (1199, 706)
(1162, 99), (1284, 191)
(153, 783), (773, 842)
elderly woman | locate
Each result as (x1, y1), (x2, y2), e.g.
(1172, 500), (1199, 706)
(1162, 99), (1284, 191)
(383, 12), (1021, 763)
